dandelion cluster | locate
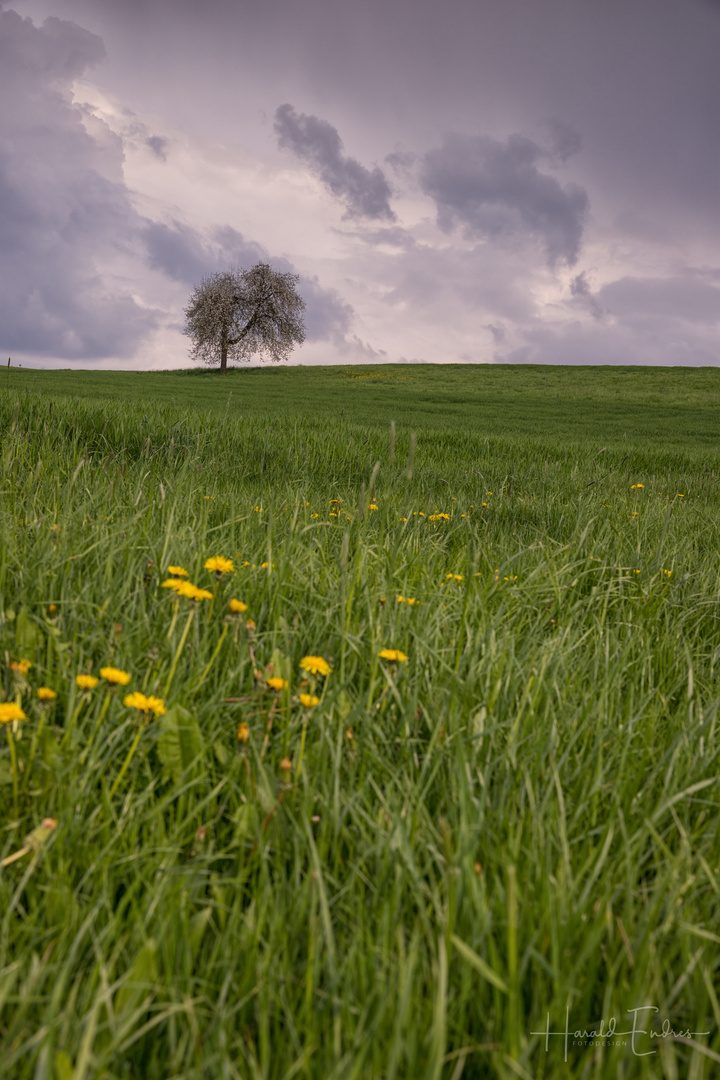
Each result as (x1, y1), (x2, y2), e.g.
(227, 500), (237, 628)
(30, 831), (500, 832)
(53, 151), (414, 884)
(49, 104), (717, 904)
(0, 703), (27, 723)
(100, 667), (131, 686)
(379, 649), (408, 663)
(299, 656), (332, 677)
(76, 674), (99, 690)
(205, 555), (235, 574)
(266, 676), (288, 691)
(124, 692), (167, 716)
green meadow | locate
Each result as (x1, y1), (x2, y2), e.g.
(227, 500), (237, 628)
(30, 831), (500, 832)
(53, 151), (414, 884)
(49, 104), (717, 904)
(1, 364), (720, 1079)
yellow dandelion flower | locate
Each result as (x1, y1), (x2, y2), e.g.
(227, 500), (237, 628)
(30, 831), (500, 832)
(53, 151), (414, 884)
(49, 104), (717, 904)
(429, 513), (449, 521)
(48, 604), (58, 615)
(177, 582), (213, 601)
(369, 503), (378, 511)
(677, 493), (685, 498)
(279, 756), (292, 772)
(299, 693), (320, 708)
(399, 517), (407, 522)
(237, 721), (250, 743)
(662, 569), (672, 577)
(0, 702), (27, 723)
(379, 649), (408, 663)
(266, 676), (288, 691)
(161, 578), (186, 592)
(167, 565), (189, 577)
(123, 691), (146, 710)
(37, 687), (57, 702)
(100, 666), (131, 686)
(245, 619), (256, 630)
(10, 659), (32, 675)
(299, 656), (332, 677)
(205, 555), (235, 574)
(229, 598), (248, 614)
(124, 692), (166, 716)
(76, 674), (99, 690)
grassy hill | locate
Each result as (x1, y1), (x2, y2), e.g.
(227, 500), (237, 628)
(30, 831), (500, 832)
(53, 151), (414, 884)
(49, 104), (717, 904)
(6, 361), (720, 448)
(1, 366), (719, 1078)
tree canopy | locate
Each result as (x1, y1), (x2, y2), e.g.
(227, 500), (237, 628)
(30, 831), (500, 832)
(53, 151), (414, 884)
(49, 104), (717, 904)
(183, 263), (306, 371)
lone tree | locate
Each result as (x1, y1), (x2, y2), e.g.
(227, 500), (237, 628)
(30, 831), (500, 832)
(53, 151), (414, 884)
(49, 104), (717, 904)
(183, 262), (306, 372)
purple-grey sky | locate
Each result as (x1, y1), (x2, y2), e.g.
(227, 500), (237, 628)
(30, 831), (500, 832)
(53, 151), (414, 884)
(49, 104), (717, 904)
(2, 0), (720, 367)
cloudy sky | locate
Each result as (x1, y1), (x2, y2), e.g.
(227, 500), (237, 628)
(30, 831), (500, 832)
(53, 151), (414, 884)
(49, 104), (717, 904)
(2, 0), (720, 368)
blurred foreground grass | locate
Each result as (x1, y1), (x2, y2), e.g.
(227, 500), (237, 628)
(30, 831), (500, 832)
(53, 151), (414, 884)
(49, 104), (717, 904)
(1, 380), (719, 1078)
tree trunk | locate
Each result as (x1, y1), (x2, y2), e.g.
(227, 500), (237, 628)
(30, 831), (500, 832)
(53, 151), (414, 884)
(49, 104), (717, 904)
(220, 336), (228, 373)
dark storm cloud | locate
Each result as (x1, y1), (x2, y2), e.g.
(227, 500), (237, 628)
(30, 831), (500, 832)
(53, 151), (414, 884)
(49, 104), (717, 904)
(144, 220), (266, 285)
(597, 275), (720, 326)
(274, 103), (395, 222)
(420, 133), (589, 266)
(143, 219), (352, 343)
(146, 134), (167, 160)
(546, 120), (583, 165)
(384, 150), (416, 179)
(0, 6), (157, 358)
(0, 4), (105, 76)
(570, 272), (605, 321)
(506, 318), (720, 368)
(510, 270), (720, 367)
(300, 276), (353, 344)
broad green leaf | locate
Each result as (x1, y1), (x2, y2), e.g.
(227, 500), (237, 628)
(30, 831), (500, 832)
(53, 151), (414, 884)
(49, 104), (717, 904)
(336, 690), (352, 719)
(450, 934), (508, 994)
(53, 1050), (74, 1080)
(15, 605), (42, 656)
(232, 802), (259, 847)
(157, 705), (205, 785)
(214, 739), (230, 767)
(115, 939), (158, 1017)
(269, 647), (291, 682)
(189, 906), (213, 957)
